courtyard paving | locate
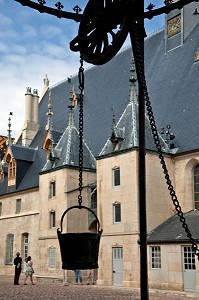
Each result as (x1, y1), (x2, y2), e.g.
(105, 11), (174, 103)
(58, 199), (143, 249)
(0, 275), (199, 299)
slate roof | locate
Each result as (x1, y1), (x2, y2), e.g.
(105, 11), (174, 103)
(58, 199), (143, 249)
(38, 24), (199, 157)
(42, 109), (96, 171)
(147, 210), (199, 243)
(1, 16), (199, 194)
(10, 144), (37, 161)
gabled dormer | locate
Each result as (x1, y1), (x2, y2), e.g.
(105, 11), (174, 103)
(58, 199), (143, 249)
(166, 2), (199, 52)
(4, 147), (16, 190)
(4, 144), (37, 192)
(42, 89), (63, 161)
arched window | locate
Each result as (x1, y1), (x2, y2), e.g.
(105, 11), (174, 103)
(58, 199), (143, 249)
(194, 165), (199, 209)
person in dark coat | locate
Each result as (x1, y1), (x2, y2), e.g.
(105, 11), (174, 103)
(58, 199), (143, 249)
(14, 252), (22, 285)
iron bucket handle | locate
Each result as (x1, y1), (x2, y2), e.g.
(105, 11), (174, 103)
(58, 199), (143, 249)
(58, 205), (102, 234)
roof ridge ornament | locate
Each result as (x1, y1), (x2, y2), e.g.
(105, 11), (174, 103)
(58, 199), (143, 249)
(45, 89), (53, 132)
(7, 112), (13, 146)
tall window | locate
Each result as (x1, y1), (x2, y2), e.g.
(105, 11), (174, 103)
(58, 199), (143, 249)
(91, 188), (97, 210)
(50, 211), (56, 228)
(49, 247), (56, 268)
(0, 202), (2, 216)
(5, 234), (14, 264)
(194, 165), (199, 209)
(113, 168), (120, 187)
(23, 234), (29, 266)
(16, 199), (21, 214)
(8, 159), (16, 179)
(150, 246), (161, 269)
(113, 203), (121, 223)
(49, 181), (56, 198)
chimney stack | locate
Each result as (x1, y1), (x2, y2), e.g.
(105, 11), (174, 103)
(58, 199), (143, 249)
(22, 87), (39, 147)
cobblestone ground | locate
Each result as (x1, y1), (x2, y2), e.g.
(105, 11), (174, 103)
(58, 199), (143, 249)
(0, 275), (199, 300)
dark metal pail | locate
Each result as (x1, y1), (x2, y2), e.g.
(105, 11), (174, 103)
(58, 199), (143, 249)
(57, 205), (103, 270)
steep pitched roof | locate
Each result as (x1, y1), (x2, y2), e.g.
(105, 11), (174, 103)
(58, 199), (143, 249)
(42, 108), (96, 171)
(147, 210), (199, 243)
(1, 20), (199, 194)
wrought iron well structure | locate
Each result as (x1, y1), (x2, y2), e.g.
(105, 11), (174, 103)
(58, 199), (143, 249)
(14, 1), (199, 299)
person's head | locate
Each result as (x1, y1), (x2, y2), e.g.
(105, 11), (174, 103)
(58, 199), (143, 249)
(26, 256), (31, 262)
(16, 252), (20, 257)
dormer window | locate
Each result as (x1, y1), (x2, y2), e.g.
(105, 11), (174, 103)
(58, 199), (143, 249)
(6, 154), (16, 187)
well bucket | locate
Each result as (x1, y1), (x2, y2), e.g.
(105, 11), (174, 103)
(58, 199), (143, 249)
(57, 205), (102, 270)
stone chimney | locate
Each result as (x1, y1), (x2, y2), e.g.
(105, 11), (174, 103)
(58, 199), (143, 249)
(22, 87), (39, 147)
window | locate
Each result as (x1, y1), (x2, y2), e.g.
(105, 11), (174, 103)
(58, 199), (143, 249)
(8, 159), (16, 179)
(91, 188), (97, 210)
(49, 181), (56, 198)
(194, 165), (199, 209)
(23, 233), (29, 267)
(5, 234), (14, 264)
(49, 247), (56, 268)
(183, 246), (195, 270)
(16, 199), (21, 214)
(0, 202), (2, 216)
(113, 203), (121, 223)
(150, 246), (161, 269)
(50, 211), (56, 228)
(113, 168), (120, 187)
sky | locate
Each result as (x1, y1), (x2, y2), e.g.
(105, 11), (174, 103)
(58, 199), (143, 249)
(0, 0), (165, 137)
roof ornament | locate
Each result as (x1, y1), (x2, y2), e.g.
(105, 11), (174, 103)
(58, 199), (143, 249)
(110, 107), (117, 143)
(7, 112), (13, 146)
(67, 105), (75, 127)
(193, 5), (199, 14)
(129, 57), (137, 103)
(46, 89), (53, 131)
(44, 74), (49, 88)
(69, 84), (78, 107)
(160, 125), (176, 149)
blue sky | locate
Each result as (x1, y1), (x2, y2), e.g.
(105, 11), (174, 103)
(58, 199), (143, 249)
(0, 0), (165, 137)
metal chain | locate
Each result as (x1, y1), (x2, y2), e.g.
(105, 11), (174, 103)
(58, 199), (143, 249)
(78, 57), (84, 206)
(131, 21), (199, 259)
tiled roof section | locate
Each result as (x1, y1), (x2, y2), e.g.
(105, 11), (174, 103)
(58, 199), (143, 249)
(11, 144), (37, 161)
(99, 101), (170, 156)
(38, 24), (199, 156)
(147, 210), (199, 243)
(50, 129), (63, 145)
(42, 109), (96, 171)
(144, 24), (199, 153)
(14, 130), (47, 191)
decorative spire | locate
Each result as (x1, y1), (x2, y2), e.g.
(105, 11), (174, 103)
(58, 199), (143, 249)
(67, 105), (75, 127)
(46, 89), (53, 131)
(69, 85), (78, 107)
(110, 107), (117, 143)
(129, 57), (137, 103)
(44, 74), (49, 88)
(7, 112), (13, 146)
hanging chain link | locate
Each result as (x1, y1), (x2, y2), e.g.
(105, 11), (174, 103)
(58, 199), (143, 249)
(78, 57), (84, 206)
(131, 20), (199, 259)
